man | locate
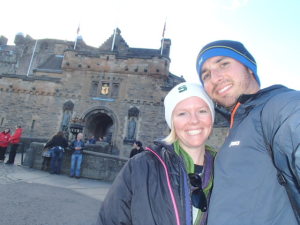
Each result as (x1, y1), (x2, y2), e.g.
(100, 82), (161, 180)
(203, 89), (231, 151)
(45, 131), (68, 174)
(6, 125), (23, 165)
(196, 40), (300, 225)
(70, 133), (85, 178)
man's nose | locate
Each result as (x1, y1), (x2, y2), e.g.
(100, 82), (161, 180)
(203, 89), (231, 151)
(211, 69), (224, 83)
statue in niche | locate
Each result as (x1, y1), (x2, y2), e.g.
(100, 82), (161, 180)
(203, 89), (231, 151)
(127, 117), (136, 140)
(128, 107), (139, 117)
(61, 111), (72, 132)
(60, 101), (74, 133)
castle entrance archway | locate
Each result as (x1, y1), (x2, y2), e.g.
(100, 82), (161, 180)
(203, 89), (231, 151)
(83, 108), (115, 143)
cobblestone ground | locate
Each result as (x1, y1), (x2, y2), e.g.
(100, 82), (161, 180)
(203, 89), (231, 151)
(0, 157), (103, 225)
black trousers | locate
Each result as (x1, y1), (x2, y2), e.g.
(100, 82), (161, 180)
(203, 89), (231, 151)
(0, 146), (8, 160)
(7, 144), (19, 164)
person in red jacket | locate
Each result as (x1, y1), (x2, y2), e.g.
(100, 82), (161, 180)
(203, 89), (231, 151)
(0, 128), (11, 162)
(6, 125), (23, 165)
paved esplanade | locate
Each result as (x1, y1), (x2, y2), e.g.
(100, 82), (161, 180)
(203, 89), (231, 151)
(0, 154), (111, 225)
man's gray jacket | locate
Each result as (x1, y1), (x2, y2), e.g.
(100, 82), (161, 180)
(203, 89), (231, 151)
(207, 85), (300, 225)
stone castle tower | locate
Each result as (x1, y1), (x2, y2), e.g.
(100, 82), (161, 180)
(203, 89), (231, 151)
(0, 29), (187, 156)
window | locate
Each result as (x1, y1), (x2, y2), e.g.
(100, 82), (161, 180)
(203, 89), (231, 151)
(90, 81), (99, 96)
(111, 83), (119, 97)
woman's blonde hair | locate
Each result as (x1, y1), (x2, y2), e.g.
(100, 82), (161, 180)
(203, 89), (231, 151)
(163, 123), (177, 145)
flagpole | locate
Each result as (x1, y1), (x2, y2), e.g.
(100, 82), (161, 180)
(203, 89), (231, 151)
(27, 39), (38, 76)
(74, 24), (80, 50)
(111, 28), (117, 51)
(74, 37), (78, 50)
(160, 19), (166, 55)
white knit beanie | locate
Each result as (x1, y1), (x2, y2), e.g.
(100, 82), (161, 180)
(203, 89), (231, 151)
(164, 82), (215, 128)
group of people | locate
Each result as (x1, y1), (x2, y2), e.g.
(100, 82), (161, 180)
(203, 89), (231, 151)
(87, 135), (106, 144)
(42, 131), (85, 179)
(0, 125), (23, 165)
(97, 40), (300, 225)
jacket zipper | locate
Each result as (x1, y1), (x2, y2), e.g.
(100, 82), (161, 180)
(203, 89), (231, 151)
(145, 147), (182, 225)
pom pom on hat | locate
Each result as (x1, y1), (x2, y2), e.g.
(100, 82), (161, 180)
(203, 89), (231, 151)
(196, 40), (260, 86)
(164, 82), (215, 128)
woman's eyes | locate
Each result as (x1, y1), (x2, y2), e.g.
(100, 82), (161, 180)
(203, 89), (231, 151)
(177, 109), (208, 116)
(177, 112), (187, 116)
(198, 109), (208, 113)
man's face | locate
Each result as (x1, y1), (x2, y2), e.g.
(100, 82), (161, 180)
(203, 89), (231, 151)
(201, 56), (259, 108)
(77, 133), (83, 140)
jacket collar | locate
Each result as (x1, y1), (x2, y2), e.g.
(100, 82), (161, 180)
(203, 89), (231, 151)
(216, 84), (290, 118)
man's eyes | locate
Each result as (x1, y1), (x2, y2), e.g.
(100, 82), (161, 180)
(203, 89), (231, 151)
(220, 62), (229, 67)
(202, 72), (210, 81)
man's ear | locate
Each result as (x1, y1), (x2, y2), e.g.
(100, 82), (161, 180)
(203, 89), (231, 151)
(247, 68), (257, 81)
(247, 68), (253, 75)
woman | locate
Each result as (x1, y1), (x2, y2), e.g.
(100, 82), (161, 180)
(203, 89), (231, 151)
(97, 82), (216, 225)
(129, 140), (144, 158)
(44, 131), (68, 174)
(0, 128), (11, 162)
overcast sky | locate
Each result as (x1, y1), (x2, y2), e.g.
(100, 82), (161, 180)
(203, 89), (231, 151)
(1, 0), (299, 90)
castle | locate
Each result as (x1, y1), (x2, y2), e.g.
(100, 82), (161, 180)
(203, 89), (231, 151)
(0, 29), (228, 157)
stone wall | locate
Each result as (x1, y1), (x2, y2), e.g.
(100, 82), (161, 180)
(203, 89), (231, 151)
(23, 142), (128, 182)
(20, 125), (228, 182)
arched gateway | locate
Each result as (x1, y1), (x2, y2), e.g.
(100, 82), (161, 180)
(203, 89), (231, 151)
(82, 106), (117, 144)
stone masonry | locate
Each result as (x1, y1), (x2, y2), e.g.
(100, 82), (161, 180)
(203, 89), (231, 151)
(0, 29), (228, 157)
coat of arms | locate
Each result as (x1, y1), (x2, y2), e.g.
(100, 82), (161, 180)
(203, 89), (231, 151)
(101, 84), (109, 95)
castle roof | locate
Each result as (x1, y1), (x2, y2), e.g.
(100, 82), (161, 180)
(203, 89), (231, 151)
(35, 54), (63, 73)
(99, 28), (169, 59)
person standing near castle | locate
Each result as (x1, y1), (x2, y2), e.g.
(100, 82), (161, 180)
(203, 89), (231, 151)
(0, 128), (11, 162)
(6, 125), (22, 165)
(70, 133), (85, 179)
(97, 82), (216, 225)
(45, 131), (68, 174)
(196, 40), (300, 224)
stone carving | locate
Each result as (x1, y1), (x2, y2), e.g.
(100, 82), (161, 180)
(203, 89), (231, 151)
(61, 101), (74, 133)
(127, 118), (136, 140)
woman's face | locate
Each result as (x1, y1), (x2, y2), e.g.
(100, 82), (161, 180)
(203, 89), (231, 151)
(4, 129), (10, 133)
(172, 96), (213, 150)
